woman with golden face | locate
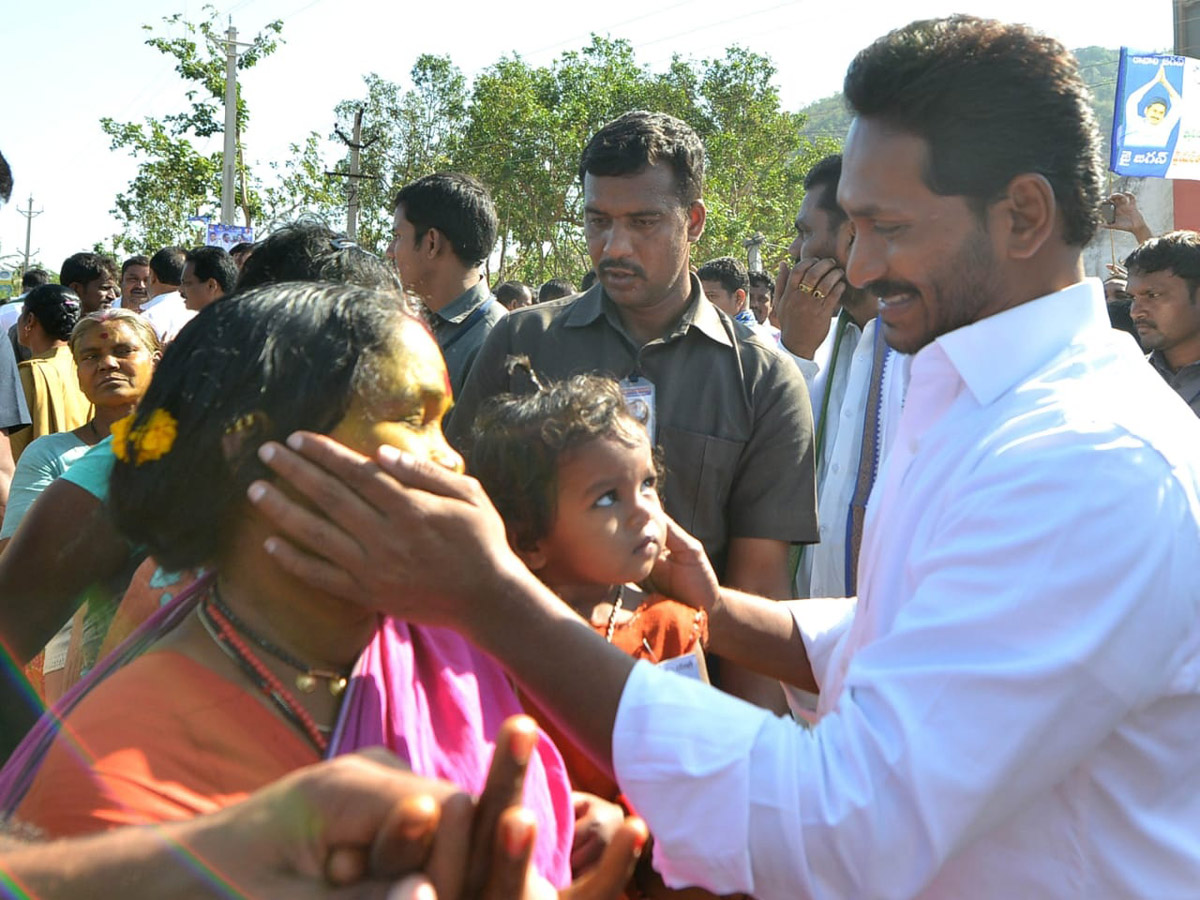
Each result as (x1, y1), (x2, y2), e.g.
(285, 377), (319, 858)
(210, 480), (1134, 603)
(0, 283), (575, 888)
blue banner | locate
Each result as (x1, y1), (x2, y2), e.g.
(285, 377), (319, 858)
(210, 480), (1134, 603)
(1110, 48), (1200, 179)
(206, 223), (255, 251)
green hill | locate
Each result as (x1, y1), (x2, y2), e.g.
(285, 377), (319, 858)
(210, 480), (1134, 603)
(798, 46), (1122, 155)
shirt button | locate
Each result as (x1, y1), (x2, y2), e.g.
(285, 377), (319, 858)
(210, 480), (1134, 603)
(831, 463), (841, 474)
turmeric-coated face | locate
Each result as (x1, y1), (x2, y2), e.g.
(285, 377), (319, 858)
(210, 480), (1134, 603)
(328, 317), (464, 473)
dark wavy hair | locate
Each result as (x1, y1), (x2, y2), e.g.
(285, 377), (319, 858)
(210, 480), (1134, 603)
(843, 16), (1103, 246)
(23, 284), (82, 342)
(236, 223), (402, 295)
(1125, 231), (1200, 301)
(579, 111), (705, 207)
(109, 282), (413, 570)
(468, 368), (660, 551)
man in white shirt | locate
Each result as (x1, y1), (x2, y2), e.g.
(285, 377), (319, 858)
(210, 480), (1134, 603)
(253, 15), (1200, 900)
(140, 246), (195, 343)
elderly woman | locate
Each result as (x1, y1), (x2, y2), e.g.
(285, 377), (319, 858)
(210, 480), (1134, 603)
(0, 309), (161, 702)
(0, 282), (573, 886)
(9, 284), (91, 460)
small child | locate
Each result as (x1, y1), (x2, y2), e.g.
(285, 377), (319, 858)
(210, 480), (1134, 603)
(469, 368), (707, 798)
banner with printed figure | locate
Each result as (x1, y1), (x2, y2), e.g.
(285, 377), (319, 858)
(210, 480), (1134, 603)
(206, 223), (254, 251)
(1110, 48), (1200, 179)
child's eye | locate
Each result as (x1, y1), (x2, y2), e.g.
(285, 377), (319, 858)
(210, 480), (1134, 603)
(594, 490), (618, 508)
(641, 475), (657, 491)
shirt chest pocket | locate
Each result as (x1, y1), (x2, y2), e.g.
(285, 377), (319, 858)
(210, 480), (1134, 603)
(660, 426), (745, 560)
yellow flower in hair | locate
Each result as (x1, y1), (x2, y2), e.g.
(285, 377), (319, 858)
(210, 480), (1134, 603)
(111, 408), (178, 465)
(134, 409), (178, 463)
(109, 413), (134, 463)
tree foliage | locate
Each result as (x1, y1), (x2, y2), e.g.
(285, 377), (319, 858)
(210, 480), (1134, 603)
(332, 37), (831, 284)
(100, 6), (282, 253)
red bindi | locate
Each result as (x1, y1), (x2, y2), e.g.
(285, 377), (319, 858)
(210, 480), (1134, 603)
(98, 331), (109, 339)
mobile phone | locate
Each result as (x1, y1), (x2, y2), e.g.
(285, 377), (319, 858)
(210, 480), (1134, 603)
(1100, 200), (1117, 224)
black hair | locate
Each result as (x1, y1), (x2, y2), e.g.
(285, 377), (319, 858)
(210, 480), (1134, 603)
(236, 223), (401, 294)
(494, 280), (532, 309)
(109, 282), (415, 571)
(121, 255), (150, 275)
(229, 242), (255, 257)
(393, 173), (498, 268)
(185, 245), (239, 294)
(149, 247), (186, 286)
(60, 252), (118, 289)
(580, 269), (598, 292)
(843, 16), (1103, 246)
(578, 111), (705, 206)
(748, 271), (775, 293)
(1125, 231), (1200, 302)
(538, 278), (576, 304)
(23, 284), (81, 342)
(21, 268), (51, 291)
(0, 150), (11, 204)
(803, 154), (845, 222)
(469, 369), (657, 552)
(696, 256), (749, 294)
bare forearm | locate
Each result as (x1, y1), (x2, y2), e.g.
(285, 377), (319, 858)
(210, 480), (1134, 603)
(0, 820), (220, 899)
(706, 588), (818, 693)
(468, 564), (635, 774)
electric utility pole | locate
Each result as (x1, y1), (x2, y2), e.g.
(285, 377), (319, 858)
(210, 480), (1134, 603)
(18, 195), (42, 274)
(220, 22), (253, 226)
(330, 109), (378, 240)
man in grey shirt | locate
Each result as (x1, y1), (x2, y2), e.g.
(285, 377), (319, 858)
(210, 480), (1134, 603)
(387, 173), (505, 397)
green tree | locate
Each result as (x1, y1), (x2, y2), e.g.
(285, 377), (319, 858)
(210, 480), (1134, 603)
(331, 57), (469, 252)
(100, 6), (282, 253)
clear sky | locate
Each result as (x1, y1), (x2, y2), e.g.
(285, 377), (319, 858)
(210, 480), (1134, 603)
(1, 0), (1175, 273)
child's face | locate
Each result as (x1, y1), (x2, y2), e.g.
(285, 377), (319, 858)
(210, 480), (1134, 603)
(530, 428), (666, 588)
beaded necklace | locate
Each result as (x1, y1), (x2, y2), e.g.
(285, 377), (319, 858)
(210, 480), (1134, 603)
(198, 593), (344, 754)
(604, 585), (625, 642)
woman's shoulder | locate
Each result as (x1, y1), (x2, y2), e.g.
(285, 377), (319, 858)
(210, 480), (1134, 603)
(13, 650), (316, 837)
(15, 431), (88, 471)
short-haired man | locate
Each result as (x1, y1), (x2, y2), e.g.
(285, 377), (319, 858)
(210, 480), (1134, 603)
(60, 252), (119, 315)
(1124, 231), (1200, 415)
(774, 154), (905, 620)
(228, 241), (256, 270)
(181, 245), (238, 311)
(493, 280), (533, 311)
(118, 256), (151, 311)
(257, 18), (1200, 897)
(537, 278), (575, 304)
(448, 110), (817, 709)
(696, 256), (748, 319)
(388, 173), (504, 397)
(141, 246), (193, 342)
(746, 270), (774, 326)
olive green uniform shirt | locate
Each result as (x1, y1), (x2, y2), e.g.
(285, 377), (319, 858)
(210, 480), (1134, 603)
(448, 276), (818, 577)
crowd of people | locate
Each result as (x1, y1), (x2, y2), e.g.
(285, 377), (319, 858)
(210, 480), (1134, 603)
(0, 12), (1198, 899)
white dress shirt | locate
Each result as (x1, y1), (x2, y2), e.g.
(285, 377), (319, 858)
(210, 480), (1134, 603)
(139, 290), (195, 343)
(613, 280), (1200, 899)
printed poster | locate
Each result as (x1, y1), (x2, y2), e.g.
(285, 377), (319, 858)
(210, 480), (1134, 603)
(1110, 48), (1200, 180)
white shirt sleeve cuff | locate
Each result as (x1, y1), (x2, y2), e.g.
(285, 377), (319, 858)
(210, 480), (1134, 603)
(785, 596), (856, 689)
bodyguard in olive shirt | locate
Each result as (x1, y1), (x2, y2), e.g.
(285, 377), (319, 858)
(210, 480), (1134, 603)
(448, 112), (817, 711)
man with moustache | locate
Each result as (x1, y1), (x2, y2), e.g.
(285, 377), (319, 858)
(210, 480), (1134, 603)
(448, 110), (817, 710)
(774, 155), (906, 613)
(256, 17), (1200, 899)
(118, 256), (151, 310)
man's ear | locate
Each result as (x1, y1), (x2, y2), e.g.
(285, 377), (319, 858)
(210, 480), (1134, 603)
(994, 173), (1056, 261)
(686, 200), (706, 243)
(734, 288), (748, 312)
(425, 227), (447, 259)
(68, 281), (86, 297)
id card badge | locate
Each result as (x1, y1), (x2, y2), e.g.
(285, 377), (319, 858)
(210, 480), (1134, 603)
(620, 375), (656, 442)
(658, 653), (706, 682)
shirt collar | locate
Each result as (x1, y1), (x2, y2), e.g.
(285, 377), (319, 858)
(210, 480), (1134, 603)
(562, 273), (732, 347)
(1148, 348), (1200, 377)
(929, 278), (1107, 408)
(435, 280), (492, 325)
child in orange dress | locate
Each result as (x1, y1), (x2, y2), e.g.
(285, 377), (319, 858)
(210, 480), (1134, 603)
(469, 369), (708, 796)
